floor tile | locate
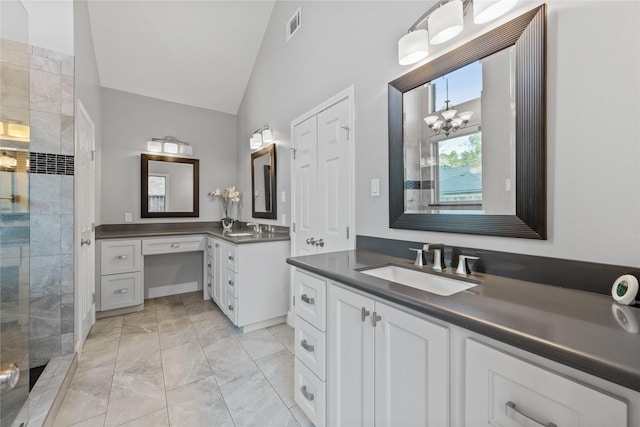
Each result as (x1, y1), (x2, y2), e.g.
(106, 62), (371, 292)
(118, 408), (169, 427)
(104, 369), (166, 427)
(158, 317), (199, 350)
(192, 317), (235, 347)
(180, 290), (205, 306)
(68, 414), (106, 427)
(238, 328), (285, 360)
(202, 336), (262, 387)
(161, 340), (212, 390)
(166, 375), (234, 427)
(53, 365), (113, 426)
(76, 348), (117, 373)
(256, 349), (296, 408)
(82, 333), (120, 355)
(268, 323), (295, 354)
(290, 405), (313, 427)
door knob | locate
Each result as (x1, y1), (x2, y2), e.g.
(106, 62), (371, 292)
(315, 238), (324, 247)
(306, 237), (316, 245)
(81, 238), (91, 246)
(0, 362), (19, 393)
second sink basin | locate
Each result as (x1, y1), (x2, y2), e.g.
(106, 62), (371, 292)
(359, 265), (478, 296)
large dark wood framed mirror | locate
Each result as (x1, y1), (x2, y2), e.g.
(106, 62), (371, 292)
(251, 143), (277, 219)
(141, 154), (199, 218)
(389, 5), (546, 239)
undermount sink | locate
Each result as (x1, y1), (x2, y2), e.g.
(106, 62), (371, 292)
(359, 265), (478, 296)
(226, 232), (255, 237)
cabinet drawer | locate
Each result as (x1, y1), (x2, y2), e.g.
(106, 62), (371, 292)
(295, 317), (326, 381)
(295, 270), (327, 332)
(295, 358), (326, 427)
(100, 272), (142, 311)
(465, 339), (627, 427)
(226, 245), (238, 272)
(227, 270), (237, 297)
(226, 294), (238, 325)
(142, 235), (205, 255)
(100, 240), (141, 275)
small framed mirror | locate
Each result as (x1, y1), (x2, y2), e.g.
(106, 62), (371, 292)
(141, 154), (199, 218)
(251, 143), (277, 219)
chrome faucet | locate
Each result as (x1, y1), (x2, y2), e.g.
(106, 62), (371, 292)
(456, 254), (479, 275)
(425, 244), (446, 271)
(246, 222), (262, 234)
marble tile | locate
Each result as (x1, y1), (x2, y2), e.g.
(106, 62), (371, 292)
(77, 347), (117, 373)
(30, 68), (61, 114)
(30, 54), (60, 73)
(104, 368), (166, 426)
(290, 405), (314, 427)
(268, 323), (295, 354)
(60, 214), (74, 255)
(166, 376), (234, 427)
(119, 408), (169, 427)
(202, 336), (261, 387)
(187, 303), (229, 325)
(116, 333), (161, 373)
(180, 290), (204, 306)
(1, 62), (29, 110)
(220, 373), (297, 427)
(238, 328), (285, 360)
(82, 333), (120, 355)
(61, 56), (75, 77)
(120, 323), (158, 341)
(0, 261), (20, 302)
(30, 214), (61, 256)
(30, 173), (61, 214)
(161, 340), (212, 390)
(68, 414), (106, 427)
(32, 46), (72, 62)
(30, 255), (61, 298)
(61, 75), (74, 116)
(157, 317), (198, 350)
(123, 309), (157, 328)
(155, 301), (189, 324)
(30, 294), (61, 339)
(61, 332), (74, 354)
(60, 115), (75, 156)
(0, 300), (29, 344)
(53, 365), (112, 427)
(60, 254), (74, 294)
(88, 316), (123, 337)
(1, 39), (29, 67)
(255, 349), (296, 408)
(153, 294), (182, 305)
(192, 317), (234, 347)
(61, 292), (74, 334)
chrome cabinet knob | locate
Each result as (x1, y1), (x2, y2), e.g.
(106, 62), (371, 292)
(315, 238), (324, 247)
(81, 238), (91, 246)
(306, 237), (316, 245)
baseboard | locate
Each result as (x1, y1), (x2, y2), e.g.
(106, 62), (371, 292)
(286, 310), (295, 327)
(241, 316), (287, 333)
(147, 281), (199, 299)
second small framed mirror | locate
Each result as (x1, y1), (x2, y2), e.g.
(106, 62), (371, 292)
(251, 143), (277, 219)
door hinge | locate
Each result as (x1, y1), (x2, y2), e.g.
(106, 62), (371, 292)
(91, 223), (95, 232)
(92, 292), (95, 304)
(346, 226), (350, 239)
(91, 150), (96, 161)
(292, 222), (296, 232)
(341, 126), (350, 141)
(293, 296), (295, 306)
(289, 147), (297, 159)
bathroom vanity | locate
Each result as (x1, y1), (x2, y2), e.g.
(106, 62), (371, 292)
(95, 222), (290, 332)
(288, 250), (640, 427)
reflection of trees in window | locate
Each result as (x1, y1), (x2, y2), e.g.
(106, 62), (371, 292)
(148, 174), (167, 212)
(436, 131), (482, 204)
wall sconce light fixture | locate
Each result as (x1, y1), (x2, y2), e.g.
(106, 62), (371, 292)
(250, 125), (273, 150)
(146, 136), (193, 155)
(398, 0), (517, 65)
(0, 120), (30, 142)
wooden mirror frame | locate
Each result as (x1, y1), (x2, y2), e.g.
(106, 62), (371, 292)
(251, 143), (277, 219)
(389, 5), (546, 239)
(141, 153), (199, 218)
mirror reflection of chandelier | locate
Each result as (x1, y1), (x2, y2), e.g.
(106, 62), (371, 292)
(424, 78), (473, 137)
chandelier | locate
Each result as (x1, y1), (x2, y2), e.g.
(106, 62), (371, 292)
(424, 78), (473, 137)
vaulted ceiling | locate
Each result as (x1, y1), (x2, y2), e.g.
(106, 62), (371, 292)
(87, 1), (275, 115)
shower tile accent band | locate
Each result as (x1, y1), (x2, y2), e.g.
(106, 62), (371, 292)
(29, 152), (74, 175)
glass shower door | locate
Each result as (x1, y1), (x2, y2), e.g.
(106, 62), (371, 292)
(0, 1), (30, 425)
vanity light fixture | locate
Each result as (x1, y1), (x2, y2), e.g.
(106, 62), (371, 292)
(146, 136), (193, 156)
(398, 0), (517, 65)
(249, 125), (273, 150)
(424, 78), (473, 137)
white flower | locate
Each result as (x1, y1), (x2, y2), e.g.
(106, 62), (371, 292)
(210, 188), (221, 197)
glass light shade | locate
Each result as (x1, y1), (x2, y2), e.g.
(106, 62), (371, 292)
(250, 134), (262, 150)
(0, 155), (17, 168)
(424, 115), (439, 126)
(179, 144), (193, 155)
(458, 111), (474, 122)
(473, 0), (517, 24)
(7, 123), (30, 139)
(262, 128), (273, 143)
(398, 29), (429, 65)
(147, 140), (163, 152)
(254, 132), (263, 146)
(428, 0), (464, 45)
(452, 118), (463, 127)
(441, 109), (458, 121)
(433, 120), (443, 130)
(163, 142), (178, 154)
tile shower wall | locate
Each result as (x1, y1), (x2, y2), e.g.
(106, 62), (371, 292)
(28, 46), (75, 368)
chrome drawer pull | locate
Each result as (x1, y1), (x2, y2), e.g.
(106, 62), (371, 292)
(215, 244), (219, 248)
(301, 385), (315, 401)
(170, 243), (180, 248)
(207, 262), (211, 267)
(361, 307), (370, 322)
(301, 294), (315, 305)
(116, 255), (128, 260)
(506, 401), (557, 427)
(228, 255), (235, 261)
(300, 339), (315, 353)
(228, 304), (234, 311)
(114, 289), (128, 294)
(371, 312), (382, 327)
(228, 280), (234, 286)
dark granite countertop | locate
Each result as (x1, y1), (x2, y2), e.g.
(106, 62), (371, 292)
(95, 222), (290, 244)
(287, 249), (640, 392)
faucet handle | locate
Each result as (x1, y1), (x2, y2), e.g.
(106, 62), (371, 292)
(246, 222), (261, 233)
(425, 244), (446, 271)
(409, 248), (424, 267)
(456, 255), (479, 276)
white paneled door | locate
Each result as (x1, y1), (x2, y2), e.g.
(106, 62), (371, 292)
(293, 114), (318, 257)
(75, 100), (96, 352)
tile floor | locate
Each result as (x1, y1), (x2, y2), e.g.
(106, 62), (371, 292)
(53, 291), (312, 427)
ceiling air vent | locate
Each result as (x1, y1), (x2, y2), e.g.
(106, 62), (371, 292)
(286, 7), (301, 42)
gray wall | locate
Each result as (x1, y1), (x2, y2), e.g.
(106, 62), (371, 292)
(100, 88), (237, 224)
(237, 0), (640, 267)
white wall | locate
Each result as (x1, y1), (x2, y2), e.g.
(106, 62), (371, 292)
(22, 0), (73, 55)
(237, 0), (640, 267)
(100, 88), (237, 224)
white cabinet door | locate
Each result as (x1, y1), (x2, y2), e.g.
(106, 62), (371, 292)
(465, 339), (627, 427)
(374, 302), (449, 427)
(211, 238), (226, 308)
(328, 285), (375, 427)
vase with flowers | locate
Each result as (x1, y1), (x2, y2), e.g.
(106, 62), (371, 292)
(209, 186), (240, 230)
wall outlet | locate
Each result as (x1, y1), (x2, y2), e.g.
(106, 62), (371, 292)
(124, 212), (133, 223)
(281, 191), (286, 203)
(281, 214), (286, 225)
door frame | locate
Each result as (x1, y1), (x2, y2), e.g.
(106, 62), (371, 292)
(74, 99), (96, 353)
(288, 85), (356, 325)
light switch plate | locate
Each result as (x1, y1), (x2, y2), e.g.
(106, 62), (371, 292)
(371, 178), (380, 197)
(124, 212), (133, 223)
(281, 191), (286, 203)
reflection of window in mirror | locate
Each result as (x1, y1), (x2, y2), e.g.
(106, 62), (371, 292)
(148, 174), (168, 212)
